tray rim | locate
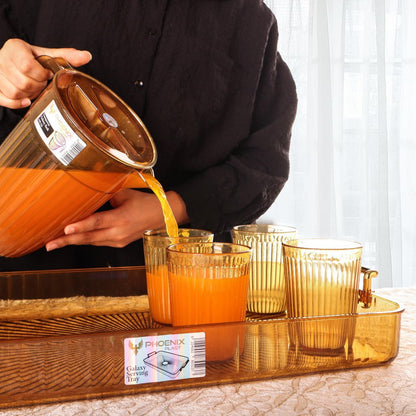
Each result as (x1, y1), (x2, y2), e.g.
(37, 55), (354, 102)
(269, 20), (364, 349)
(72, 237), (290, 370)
(0, 264), (145, 277)
(0, 264), (405, 330)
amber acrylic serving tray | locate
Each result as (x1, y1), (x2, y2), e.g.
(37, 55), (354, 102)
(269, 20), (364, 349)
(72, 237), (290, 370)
(0, 266), (404, 409)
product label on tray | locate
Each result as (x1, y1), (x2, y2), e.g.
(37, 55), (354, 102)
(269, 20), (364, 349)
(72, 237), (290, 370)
(34, 100), (87, 166)
(124, 332), (206, 384)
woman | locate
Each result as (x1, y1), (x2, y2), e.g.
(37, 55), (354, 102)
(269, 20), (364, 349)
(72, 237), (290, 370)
(0, 0), (297, 271)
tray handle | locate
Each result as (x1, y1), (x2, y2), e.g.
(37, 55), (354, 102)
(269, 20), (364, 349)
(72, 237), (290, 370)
(359, 266), (378, 308)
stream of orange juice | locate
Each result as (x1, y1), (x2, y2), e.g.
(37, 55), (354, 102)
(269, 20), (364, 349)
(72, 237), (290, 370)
(138, 172), (178, 238)
(137, 172), (179, 325)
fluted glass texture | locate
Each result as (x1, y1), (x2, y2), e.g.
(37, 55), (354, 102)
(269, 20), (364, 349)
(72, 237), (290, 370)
(283, 239), (362, 353)
(166, 243), (251, 326)
(166, 242), (251, 361)
(232, 224), (297, 313)
(143, 229), (213, 324)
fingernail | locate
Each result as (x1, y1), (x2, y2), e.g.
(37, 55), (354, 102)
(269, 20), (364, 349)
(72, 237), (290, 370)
(46, 243), (58, 252)
(65, 226), (75, 235)
(21, 98), (31, 107)
(82, 50), (92, 61)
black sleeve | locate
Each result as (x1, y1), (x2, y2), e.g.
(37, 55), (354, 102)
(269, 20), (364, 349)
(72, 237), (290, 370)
(172, 20), (297, 233)
(0, 0), (31, 141)
(0, 0), (16, 40)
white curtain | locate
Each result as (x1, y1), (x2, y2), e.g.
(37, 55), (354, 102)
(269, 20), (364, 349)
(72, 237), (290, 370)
(262, 0), (416, 288)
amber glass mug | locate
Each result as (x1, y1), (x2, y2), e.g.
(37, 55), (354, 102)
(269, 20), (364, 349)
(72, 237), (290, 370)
(0, 56), (156, 257)
(283, 238), (377, 355)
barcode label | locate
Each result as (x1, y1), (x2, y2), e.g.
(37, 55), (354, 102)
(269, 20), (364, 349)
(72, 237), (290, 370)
(35, 100), (86, 166)
(191, 334), (206, 377)
(124, 332), (206, 385)
(60, 141), (87, 165)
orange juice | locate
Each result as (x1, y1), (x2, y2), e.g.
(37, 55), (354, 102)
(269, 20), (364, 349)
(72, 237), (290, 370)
(0, 167), (130, 257)
(200, 324), (246, 362)
(167, 242), (251, 361)
(169, 270), (249, 326)
(143, 229), (214, 325)
(140, 173), (178, 238)
(0, 167), (175, 257)
(169, 269), (249, 361)
(146, 265), (170, 324)
(0, 55), (161, 258)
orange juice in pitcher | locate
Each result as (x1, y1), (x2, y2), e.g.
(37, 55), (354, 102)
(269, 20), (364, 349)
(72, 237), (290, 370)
(0, 56), (157, 257)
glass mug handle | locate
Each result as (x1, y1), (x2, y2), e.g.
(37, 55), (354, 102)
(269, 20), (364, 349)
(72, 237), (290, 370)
(36, 55), (73, 74)
(359, 267), (378, 308)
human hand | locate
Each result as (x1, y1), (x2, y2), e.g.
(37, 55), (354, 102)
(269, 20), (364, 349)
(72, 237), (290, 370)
(45, 189), (189, 251)
(0, 38), (92, 109)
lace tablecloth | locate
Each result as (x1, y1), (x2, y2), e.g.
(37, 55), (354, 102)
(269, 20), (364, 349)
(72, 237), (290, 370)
(2, 287), (415, 416)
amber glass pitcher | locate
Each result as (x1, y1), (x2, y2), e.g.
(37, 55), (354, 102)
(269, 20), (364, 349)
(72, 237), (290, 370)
(0, 56), (157, 257)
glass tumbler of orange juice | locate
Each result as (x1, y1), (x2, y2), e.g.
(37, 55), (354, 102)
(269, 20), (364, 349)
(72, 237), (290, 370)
(143, 229), (213, 324)
(166, 242), (251, 361)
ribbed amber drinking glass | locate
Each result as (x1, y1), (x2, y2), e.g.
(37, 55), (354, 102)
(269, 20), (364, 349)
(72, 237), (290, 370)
(232, 224), (297, 313)
(282, 238), (362, 354)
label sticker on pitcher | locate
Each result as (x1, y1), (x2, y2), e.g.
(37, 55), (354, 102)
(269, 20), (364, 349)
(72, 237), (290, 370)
(35, 100), (87, 166)
(124, 332), (206, 385)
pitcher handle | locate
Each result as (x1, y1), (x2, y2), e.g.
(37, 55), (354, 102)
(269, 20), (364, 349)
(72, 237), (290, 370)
(36, 55), (73, 74)
(359, 267), (378, 308)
